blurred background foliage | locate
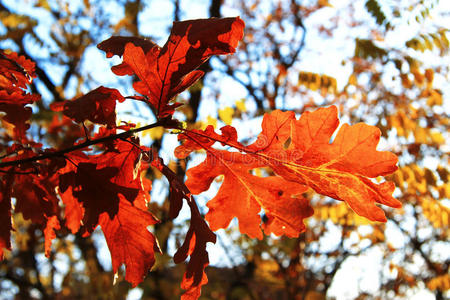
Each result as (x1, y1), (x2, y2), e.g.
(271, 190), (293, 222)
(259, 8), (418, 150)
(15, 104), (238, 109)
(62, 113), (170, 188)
(0, 0), (448, 299)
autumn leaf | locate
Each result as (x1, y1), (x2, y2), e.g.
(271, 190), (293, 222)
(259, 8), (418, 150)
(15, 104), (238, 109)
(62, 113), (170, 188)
(58, 138), (150, 233)
(44, 215), (60, 257)
(59, 182), (84, 234)
(183, 149), (313, 239)
(59, 161), (137, 232)
(254, 106), (401, 222)
(0, 175), (13, 260)
(100, 197), (160, 287)
(176, 124), (313, 239)
(0, 51), (39, 140)
(56, 139), (159, 286)
(50, 86), (125, 128)
(0, 51), (36, 89)
(97, 36), (157, 58)
(177, 105), (400, 239)
(0, 90), (39, 140)
(13, 174), (61, 258)
(150, 153), (215, 298)
(13, 175), (59, 224)
(173, 198), (216, 300)
(104, 17), (245, 118)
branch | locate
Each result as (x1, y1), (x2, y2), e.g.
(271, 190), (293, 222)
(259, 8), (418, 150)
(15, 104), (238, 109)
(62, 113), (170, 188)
(0, 120), (171, 169)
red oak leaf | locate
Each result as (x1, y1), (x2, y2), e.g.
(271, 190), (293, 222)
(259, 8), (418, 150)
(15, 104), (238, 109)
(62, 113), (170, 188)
(99, 197), (160, 287)
(44, 215), (60, 257)
(182, 149), (312, 239)
(58, 138), (149, 233)
(175, 125), (241, 159)
(108, 17), (244, 118)
(13, 174), (61, 258)
(0, 51), (39, 140)
(149, 153), (214, 298)
(58, 162), (136, 232)
(59, 183), (84, 234)
(177, 105), (400, 239)
(97, 36), (157, 58)
(0, 83), (40, 140)
(0, 175), (13, 260)
(0, 51), (36, 89)
(173, 198), (216, 300)
(56, 139), (158, 287)
(250, 106), (401, 222)
(13, 174), (59, 224)
(50, 86), (125, 128)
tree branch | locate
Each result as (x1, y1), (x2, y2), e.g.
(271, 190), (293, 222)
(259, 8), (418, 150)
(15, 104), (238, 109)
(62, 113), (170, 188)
(0, 120), (171, 169)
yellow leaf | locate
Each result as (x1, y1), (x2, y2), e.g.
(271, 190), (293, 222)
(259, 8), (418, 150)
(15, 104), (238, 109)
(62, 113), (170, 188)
(149, 127), (164, 140)
(348, 74), (357, 85)
(218, 107), (234, 125)
(413, 126), (428, 144)
(392, 169), (405, 188)
(318, 0), (333, 8)
(337, 203), (347, 218)
(320, 207), (328, 220)
(411, 69), (425, 86)
(427, 89), (443, 106)
(437, 184), (450, 199)
(441, 210), (449, 228)
(329, 206), (338, 223)
(200, 116), (217, 130)
(430, 131), (445, 144)
(235, 99), (246, 112)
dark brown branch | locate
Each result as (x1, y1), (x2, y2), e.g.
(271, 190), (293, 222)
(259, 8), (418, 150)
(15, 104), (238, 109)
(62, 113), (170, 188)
(173, 0), (181, 21)
(0, 120), (170, 169)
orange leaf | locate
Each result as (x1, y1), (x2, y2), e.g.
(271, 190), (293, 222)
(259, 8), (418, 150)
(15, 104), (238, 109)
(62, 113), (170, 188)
(257, 106), (401, 222)
(174, 199), (216, 299)
(100, 197), (160, 287)
(185, 150), (312, 239)
(109, 17), (244, 118)
(58, 138), (150, 233)
(44, 215), (60, 257)
(178, 105), (400, 238)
